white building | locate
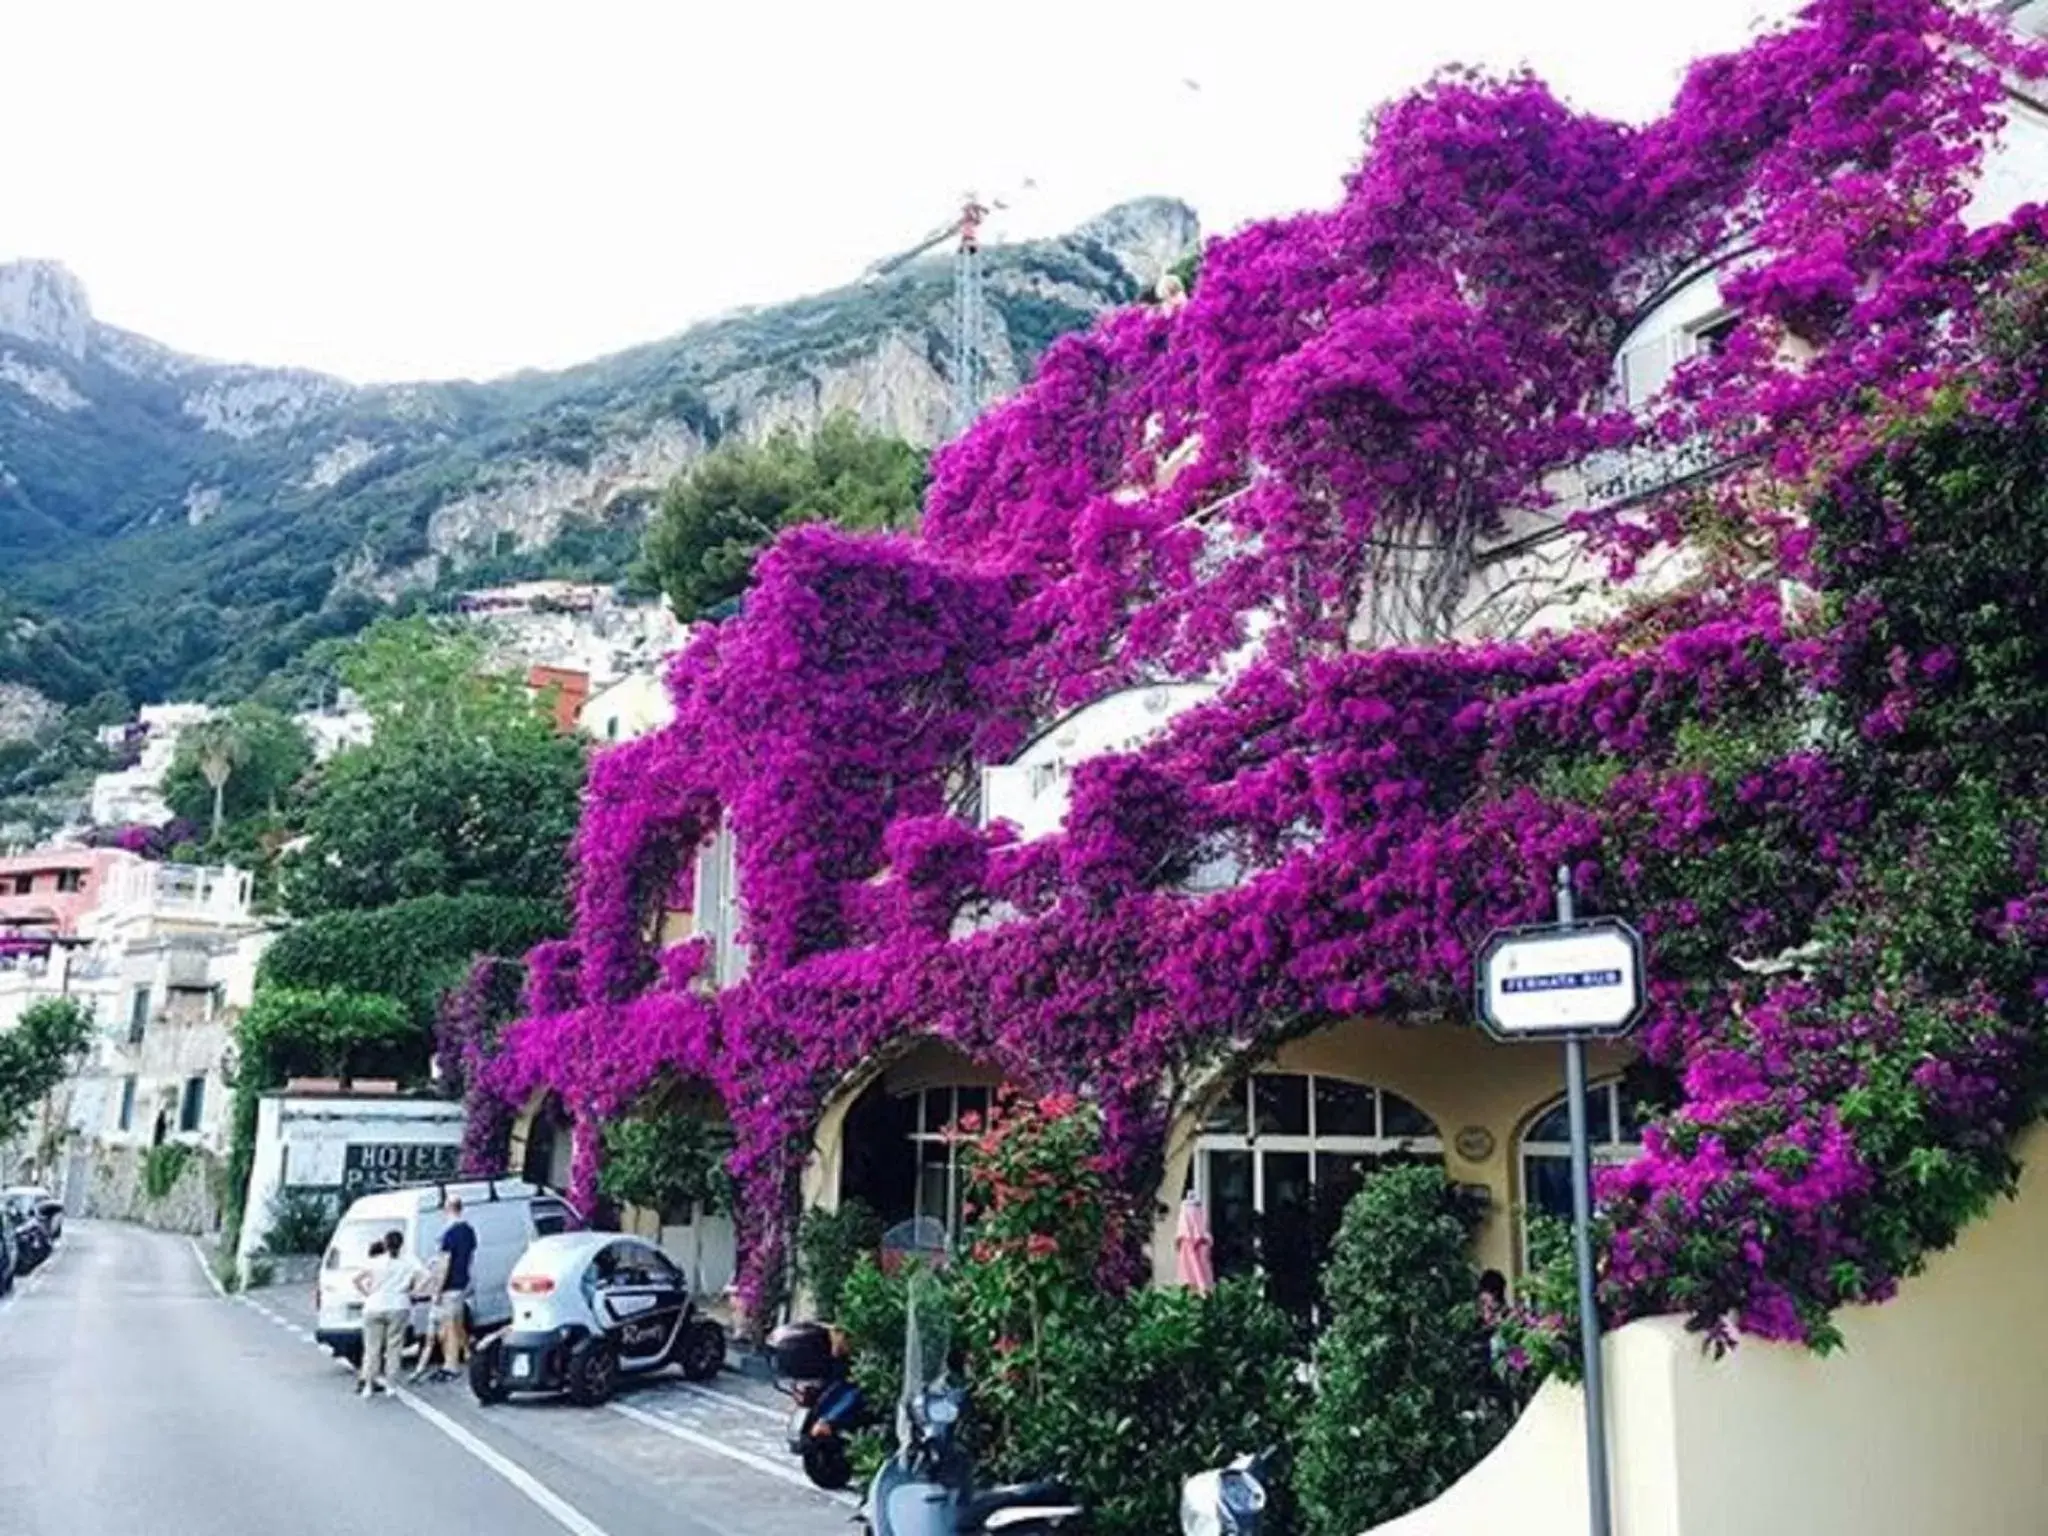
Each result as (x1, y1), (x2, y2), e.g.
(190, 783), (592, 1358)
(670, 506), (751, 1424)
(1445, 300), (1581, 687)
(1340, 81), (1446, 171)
(88, 702), (217, 828)
(52, 862), (271, 1200)
(578, 669), (673, 743)
(293, 694), (375, 764)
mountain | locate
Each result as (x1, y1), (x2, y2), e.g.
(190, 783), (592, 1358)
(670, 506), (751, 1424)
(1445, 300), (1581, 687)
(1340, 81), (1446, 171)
(0, 198), (1199, 706)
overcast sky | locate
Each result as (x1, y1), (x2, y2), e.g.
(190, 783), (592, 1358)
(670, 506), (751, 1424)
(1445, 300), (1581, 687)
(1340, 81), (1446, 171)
(3, 0), (1794, 384)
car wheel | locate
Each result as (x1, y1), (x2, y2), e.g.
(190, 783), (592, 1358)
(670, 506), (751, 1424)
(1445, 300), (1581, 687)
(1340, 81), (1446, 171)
(568, 1338), (618, 1406)
(333, 1338), (363, 1369)
(677, 1319), (726, 1382)
(469, 1338), (510, 1405)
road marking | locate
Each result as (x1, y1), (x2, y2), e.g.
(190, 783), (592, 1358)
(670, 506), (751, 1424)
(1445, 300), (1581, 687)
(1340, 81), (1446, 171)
(608, 1400), (859, 1507)
(228, 1286), (838, 1514)
(676, 1380), (787, 1423)
(188, 1236), (227, 1299)
(396, 1384), (616, 1536)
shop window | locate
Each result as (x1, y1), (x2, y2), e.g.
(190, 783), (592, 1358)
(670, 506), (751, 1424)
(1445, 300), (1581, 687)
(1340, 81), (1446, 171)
(1191, 1072), (1442, 1324)
(1517, 1081), (1646, 1265)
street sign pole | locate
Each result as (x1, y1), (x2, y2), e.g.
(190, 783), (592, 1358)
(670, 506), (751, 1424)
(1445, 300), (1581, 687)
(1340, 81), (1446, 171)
(1557, 866), (1613, 1536)
(1473, 868), (1642, 1536)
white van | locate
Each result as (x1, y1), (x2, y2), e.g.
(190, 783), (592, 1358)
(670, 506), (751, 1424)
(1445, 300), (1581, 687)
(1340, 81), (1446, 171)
(314, 1178), (575, 1363)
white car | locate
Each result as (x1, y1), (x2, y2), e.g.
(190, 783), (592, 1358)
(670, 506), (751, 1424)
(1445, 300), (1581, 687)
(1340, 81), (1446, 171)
(315, 1178), (575, 1364)
(469, 1231), (727, 1405)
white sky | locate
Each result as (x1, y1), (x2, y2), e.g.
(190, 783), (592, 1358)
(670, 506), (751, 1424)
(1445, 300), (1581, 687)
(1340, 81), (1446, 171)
(2, 0), (1794, 384)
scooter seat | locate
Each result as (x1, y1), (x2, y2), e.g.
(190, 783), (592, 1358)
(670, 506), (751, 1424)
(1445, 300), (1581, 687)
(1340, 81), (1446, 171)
(962, 1481), (1084, 1530)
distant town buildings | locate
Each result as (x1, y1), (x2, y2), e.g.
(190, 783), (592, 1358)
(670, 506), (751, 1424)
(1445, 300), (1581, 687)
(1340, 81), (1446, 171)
(455, 582), (683, 697)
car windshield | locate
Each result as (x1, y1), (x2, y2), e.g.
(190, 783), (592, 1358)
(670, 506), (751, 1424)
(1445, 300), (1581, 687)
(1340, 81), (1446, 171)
(325, 1218), (393, 1270)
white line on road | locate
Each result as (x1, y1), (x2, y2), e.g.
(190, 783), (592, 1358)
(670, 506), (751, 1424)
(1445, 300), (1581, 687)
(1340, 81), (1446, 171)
(676, 1380), (787, 1423)
(397, 1384), (617, 1536)
(188, 1236), (227, 1299)
(607, 1400), (858, 1507)
(227, 1285), (828, 1517)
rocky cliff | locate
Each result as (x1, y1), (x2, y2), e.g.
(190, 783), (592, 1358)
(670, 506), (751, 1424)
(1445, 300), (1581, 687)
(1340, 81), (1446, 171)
(0, 197), (1199, 702)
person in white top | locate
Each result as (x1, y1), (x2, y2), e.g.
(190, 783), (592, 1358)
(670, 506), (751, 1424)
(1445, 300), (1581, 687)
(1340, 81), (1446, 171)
(355, 1228), (431, 1398)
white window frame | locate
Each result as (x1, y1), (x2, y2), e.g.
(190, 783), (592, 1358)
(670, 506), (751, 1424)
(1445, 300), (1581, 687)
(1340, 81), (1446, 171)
(1189, 1071), (1443, 1233)
(904, 1083), (991, 1238)
(1517, 1079), (1644, 1267)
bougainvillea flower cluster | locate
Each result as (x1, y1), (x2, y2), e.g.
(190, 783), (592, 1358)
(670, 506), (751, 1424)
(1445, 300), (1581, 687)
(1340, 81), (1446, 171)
(468, 0), (2048, 1352)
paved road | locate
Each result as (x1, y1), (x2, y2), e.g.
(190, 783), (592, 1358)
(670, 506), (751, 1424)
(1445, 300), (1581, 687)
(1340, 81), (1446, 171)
(0, 1222), (847, 1536)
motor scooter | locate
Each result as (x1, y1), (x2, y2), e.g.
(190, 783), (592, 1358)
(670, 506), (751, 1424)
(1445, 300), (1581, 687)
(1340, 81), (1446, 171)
(861, 1269), (1084, 1535)
(769, 1320), (868, 1491)
(1178, 1450), (1275, 1536)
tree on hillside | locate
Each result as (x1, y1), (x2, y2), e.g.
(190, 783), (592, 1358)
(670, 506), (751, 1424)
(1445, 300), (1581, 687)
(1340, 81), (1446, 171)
(165, 706), (312, 839)
(640, 412), (927, 621)
(278, 619), (585, 916)
(330, 615), (535, 740)
(0, 998), (95, 1145)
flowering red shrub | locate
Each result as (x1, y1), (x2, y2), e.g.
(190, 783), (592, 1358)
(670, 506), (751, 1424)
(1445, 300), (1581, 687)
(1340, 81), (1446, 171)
(471, 0), (2048, 1348)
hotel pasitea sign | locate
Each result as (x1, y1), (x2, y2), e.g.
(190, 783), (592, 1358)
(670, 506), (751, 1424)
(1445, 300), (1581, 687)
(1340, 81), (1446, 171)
(340, 1141), (462, 1196)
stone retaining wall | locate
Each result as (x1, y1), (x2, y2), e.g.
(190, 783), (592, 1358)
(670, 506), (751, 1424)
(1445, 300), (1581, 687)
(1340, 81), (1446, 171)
(76, 1143), (221, 1235)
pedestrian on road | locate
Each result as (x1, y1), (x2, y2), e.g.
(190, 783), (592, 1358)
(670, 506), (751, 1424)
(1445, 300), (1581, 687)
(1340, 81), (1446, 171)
(431, 1195), (478, 1381)
(357, 1228), (429, 1398)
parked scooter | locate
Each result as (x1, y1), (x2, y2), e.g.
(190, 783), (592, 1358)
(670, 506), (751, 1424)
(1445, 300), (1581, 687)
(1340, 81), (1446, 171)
(769, 1320), (870, 1491)
(861, 1269), (1084, 1535)
(1178, 1451), (1275, 1536)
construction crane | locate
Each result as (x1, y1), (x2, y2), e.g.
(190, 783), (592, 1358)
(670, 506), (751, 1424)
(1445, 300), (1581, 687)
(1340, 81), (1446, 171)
(863, 191), (1011, 434)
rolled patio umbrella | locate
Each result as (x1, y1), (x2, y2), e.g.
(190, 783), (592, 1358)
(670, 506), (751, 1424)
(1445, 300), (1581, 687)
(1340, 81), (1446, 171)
(1175, 1195), (1215, 1294)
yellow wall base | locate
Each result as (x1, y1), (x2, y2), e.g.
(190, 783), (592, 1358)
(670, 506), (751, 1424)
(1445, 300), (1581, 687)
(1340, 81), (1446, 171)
(1369, 1125), (2048, 1536)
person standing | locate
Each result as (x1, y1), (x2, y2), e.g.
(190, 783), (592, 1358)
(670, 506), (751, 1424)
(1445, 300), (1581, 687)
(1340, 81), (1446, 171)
(357, 1228), (428, 1398)
(431, 1195), (478, 1381)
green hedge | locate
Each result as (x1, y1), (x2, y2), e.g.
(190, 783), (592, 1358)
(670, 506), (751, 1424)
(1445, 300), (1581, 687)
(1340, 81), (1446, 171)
(257, 892), (562, 1026)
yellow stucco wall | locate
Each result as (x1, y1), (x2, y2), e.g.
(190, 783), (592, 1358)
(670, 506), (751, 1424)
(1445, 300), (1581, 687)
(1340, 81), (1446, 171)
(798, 1021), (1632, 1288)
(1148, 1016), (1635, 1284)
(1369, 1122), (2048, 1536)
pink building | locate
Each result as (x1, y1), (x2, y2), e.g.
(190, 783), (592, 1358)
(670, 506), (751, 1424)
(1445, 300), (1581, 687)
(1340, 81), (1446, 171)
(0, 849), (136, 936)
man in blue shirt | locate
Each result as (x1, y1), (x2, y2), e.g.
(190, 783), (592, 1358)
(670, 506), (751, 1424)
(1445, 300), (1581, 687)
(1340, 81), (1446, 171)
(432, 1195), (478, 1380)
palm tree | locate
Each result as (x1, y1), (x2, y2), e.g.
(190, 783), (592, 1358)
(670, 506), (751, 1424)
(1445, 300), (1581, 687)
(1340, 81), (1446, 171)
(183, 717), (248, 841)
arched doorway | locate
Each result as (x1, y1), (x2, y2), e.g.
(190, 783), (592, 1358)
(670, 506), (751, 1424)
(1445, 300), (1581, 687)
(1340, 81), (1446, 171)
(1190, 1071), (1443, 1324)
(517, 1094), (574, 1193)
(833, 1042), (1003, 1244)
(1516, 1079), (1645, 1264)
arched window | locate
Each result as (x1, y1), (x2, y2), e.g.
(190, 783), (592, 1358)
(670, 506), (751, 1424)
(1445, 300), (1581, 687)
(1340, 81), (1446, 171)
(1517, 1080), (1646, 1263)
(1191, 1072), (1442, 1323)
(840, 1078), (990, 1241)
(908, 1084), (989, 1237)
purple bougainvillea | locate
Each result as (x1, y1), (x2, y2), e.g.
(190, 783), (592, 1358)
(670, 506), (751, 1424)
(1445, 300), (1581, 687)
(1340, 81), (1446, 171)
(468, 0), (2048, 1341)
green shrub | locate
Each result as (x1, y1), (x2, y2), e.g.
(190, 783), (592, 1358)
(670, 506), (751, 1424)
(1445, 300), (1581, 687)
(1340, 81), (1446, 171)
(838, 1098), (1306, 1536)
(257, 893), (562, 1028)
(598, 1108), (734, 1220)
(1296, 1164), (1507, 1536)
(143, 1142), (194, 1203)
(798, 1198), (883, 1321)
(262, 1187), (340, 1256)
